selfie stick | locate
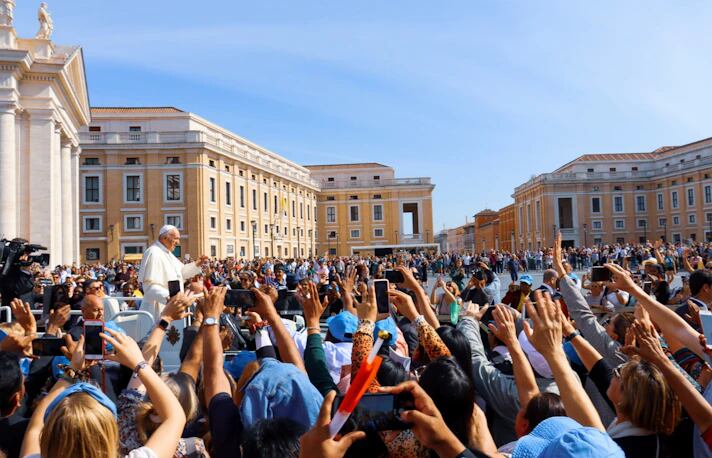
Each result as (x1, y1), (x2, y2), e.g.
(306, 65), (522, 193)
(328, 331), (390, 437)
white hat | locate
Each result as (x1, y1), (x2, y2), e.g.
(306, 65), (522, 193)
(158, 224), (177, 237)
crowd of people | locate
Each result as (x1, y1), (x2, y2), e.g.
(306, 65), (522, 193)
(1, 235), (712, 457)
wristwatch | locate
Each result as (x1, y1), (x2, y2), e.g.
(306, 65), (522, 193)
(157, 318), (170, 331)
(132, 360), (148, 379)
(564, 330), (581, 342)
(204, 317), (219, 326)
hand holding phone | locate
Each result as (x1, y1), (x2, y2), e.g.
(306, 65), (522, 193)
(331, 393), (413, 435)
(590, 266), (612, 282)
(83, 320), (105, 360)
(700, 311), (712, 348)
(374, 279), (390, 314)
(168, 280), (181, 298)
(385, 270), (405, 285)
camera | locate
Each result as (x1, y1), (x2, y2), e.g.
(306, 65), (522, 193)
(0, 238), (49, 279)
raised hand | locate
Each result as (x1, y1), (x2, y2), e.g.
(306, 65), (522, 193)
(621, 320), (667, 365)
(10, 298), (36, 336)
(356, 283), (377, 322)
(203, 286), (227, 320)
(250, 286), (279, 321)
(160, 292), (194, 323)
(523, 291), (564, 358)
(299, 391), (366, 458)
(303, 282), (329, 328)
(388, 288), (418, 321)
(0, 333), (35, 358)
(395, 265), (420, 291)
(604, 263), (637, 293)
(488, 304), (517, 347)
(101, 327), (144, 369)
(553, 232), (565, 277)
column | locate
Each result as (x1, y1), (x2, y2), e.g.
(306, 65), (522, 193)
(71, 146), (80, 263)
(60, 138), (73, 264)
(0, 102), (16, 239)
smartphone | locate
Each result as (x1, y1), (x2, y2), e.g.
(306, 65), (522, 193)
(700, 311), (712, 347)
(642, 281), (652, 295)
(590, 266), (612, 282)
(168, 280), (181, 298)
(385, 270), (405, 285)
(275, 289), (299, 313)
(225, 289), (255, 307)
(83, 320), (105, 360)
(374, 279), (390, 314)
(331, 393), (413, 435)
(32, 336), (65, 357)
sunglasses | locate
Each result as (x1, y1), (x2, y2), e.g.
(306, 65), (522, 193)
(613, 363), (625, 379)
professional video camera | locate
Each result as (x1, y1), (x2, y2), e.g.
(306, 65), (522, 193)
(0, 238), (50, 279)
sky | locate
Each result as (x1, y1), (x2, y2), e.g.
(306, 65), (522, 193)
(13, 1), (712, 230)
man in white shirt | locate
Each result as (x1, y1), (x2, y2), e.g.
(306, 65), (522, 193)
(138, 225), (207, 320)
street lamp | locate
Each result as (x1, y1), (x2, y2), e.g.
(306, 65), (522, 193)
(708, 215), (712, 242)
(662, 220), (667, 243)
(335, 233), (339, 257)
(643, 219), (647, 242)
(297, 226), (301, 258)
(394, 230), (399, 245)
(269, 223), (275, 258)
(250, 220), (257, 258)
(552, 224), (557, 246)
(426, 229), (430, 244)
(583, 223), (587, 247)
(510, 230), (514, 252)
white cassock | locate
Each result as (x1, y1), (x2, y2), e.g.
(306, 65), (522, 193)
(138, 241), (201, 320)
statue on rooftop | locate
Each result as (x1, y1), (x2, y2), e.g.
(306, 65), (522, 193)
(35, 2), (53, 40)
(0, 0), (15, 27)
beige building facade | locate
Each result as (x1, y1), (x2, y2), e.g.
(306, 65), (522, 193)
(306, 163), (436, 256)
(78, 107), (319, 263)
(513, 139), (712, 249)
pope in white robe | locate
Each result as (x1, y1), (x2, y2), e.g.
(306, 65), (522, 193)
(138, 225), (207, 320)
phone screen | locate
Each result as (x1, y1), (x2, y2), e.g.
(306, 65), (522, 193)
(385, 270), (405, 285)
(642, 281), (652, 295)
(701, 312), (712, 346)
(590, 266), (612, 283)
(374, 279), (390, 313)
(84, 321), (104, 359)
(168, 280), (181, 298)
(225, 289), (255, 307)
(32, 337), (65, 357)
(332, 393), (412, 435)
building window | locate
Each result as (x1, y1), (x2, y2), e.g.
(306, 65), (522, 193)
(209, 177), (216, 202)
(300, 203), (303, 219)
(307, 205), (311, 221)
(125, 157), (140, 165)
(262, 192), (267, 212)
(124, 215), (143, 231)
(672, 191), (679, 209)
(705, 185), (712, 204)
(374, 228), (384, 238)
(328, 231), (337, 239)
(673, 216), (680, 225)
(166, 174), (181, 201)
(326, 207), (336, 223)
(240, 186), (245, 208)
(122, 244), (145, 255)
(373, 194), (382, 199)
(165, 214), (183, 229)
(373, 204), (383, 221)
(688, 188), (695, 206)
(240, 221), (245, 232)
(350, 176), (357, 181)
(613, 196), (623, 213)
(349, 195), (358, 200)
(637, 219), (647, 228)
(591, 197), (601, 213)
(274, 195), (278, 214)
(614, 220), (625, 230)
(85, 248), (100, 261)
(535, 200), (541, 231)
(689, 214), (697, 224)
(350, 206), (359, 222)
(225, 182), (232, 205)
(210, 245), (217, 257)
(673, 233), (681, 243)
(226, 244), (234, 255)
(350, 229), (360, 239)
(657, 193), (664, 210)
(209, 160), (215, 167)
(264, 224), (269, 234)
(658, 217), (666, 227)
(592, 221), (602, 230)
(240, 246), (246, 257)
(252, 189), (257, 210)
(327, 177), (334, 182)
(83, 217), (101, 232)
(610, 167), (617, 172)
(83, 157), (100, 165)
(210, 217), (216, 229)
(636, 195), (646, 212)
(125, 175), (142, 202)
(292, 200), (296, 217)
(226, 218), (232, 231)
(84, 176), (100, 203)
(326, 196), (335, 201)
(167, 156), (180, 164)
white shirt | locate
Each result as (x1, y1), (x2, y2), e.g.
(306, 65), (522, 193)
(137, 241), (201, 319)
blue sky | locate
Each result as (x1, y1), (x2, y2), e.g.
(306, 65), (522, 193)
(13, 1), (712, 230)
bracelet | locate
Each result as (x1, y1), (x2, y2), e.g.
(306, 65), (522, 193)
(306, 326), (321, 333)
(564, 330), (581, 342)
(413, 315), (427, 328)
(132, 360), (148, 379)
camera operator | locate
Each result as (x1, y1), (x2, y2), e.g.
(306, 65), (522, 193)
(0, 239), (35, 308)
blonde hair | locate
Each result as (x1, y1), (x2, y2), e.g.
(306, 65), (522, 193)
(136, 372), (198, 443)
(619, 359), (681, 435)
(41, 393), (118, 458)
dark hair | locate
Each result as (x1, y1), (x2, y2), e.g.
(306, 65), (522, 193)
(690, 270), (712, 297)
(612, 312), (635, 344)
(241, 418), (306, 458)
(436, 327), (474, 382)
(522, 393), (566, 433)
(376, 357), (409, 387)
(0, 352), (22, 417)
(419, 357), (474, 447)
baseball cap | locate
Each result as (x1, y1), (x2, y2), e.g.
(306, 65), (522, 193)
(519, 275), (534, 286)
(326, 311), (358, 342)
(513, 416), (624, 458)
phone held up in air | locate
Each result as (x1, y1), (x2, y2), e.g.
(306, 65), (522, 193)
(374, 279), (390, 314)
(83, 320), (105, 360)
(32, 336), (66, 357)
(700, 311), (712, 349)
(168, 280), (181, 298)
(384, 269), (405, 285)
(224, 289), (255, 308)
(590, 266), (612, 283)
(331, 392), (414, 435)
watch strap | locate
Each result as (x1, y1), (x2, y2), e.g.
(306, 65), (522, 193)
(204, 317), (219, 326)
(564, 330), (581, 342)
(157, 318), (170, 331)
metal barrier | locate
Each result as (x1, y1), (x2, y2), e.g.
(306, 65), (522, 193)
(110, 310), (155, 342)
(0, 306), (10, 323)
